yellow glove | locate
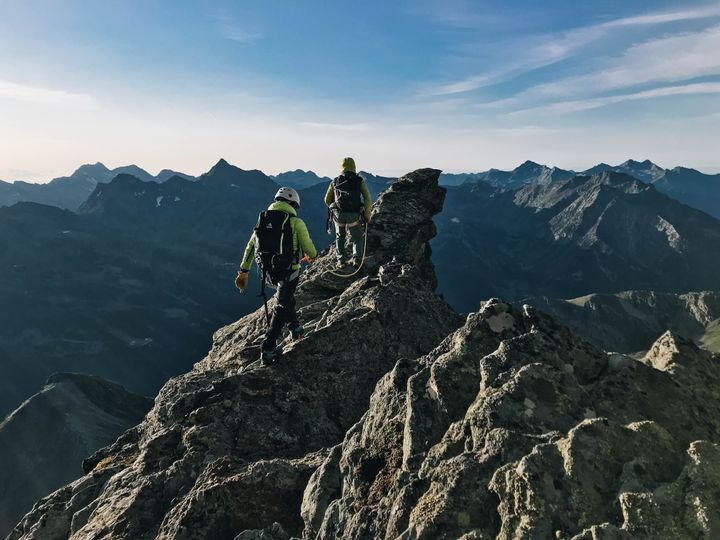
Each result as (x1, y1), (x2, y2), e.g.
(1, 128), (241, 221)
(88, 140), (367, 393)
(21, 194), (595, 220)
(235, 271), (249, 292)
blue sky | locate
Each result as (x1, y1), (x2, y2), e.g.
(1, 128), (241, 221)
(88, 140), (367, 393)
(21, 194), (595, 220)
(1, 0), (719, 180)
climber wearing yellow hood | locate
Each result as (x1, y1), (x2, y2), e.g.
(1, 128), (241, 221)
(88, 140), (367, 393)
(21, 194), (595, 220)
(324, 157), (373, 269)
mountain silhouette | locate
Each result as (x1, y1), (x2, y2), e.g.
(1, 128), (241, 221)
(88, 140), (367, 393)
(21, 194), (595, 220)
(434, 171), (720, 311)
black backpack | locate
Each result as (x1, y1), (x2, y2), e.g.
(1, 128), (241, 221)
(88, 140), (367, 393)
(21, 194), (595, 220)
(332, 172), (362, 213)
(254, 210), (296, 286)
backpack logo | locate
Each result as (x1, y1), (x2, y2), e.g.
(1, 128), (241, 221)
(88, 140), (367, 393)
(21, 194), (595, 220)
(265, 223), (273, 229)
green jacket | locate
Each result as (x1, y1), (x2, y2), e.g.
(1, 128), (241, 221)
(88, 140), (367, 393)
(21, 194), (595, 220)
(240, 201), (318, 272)
(325, 176), (373, 220)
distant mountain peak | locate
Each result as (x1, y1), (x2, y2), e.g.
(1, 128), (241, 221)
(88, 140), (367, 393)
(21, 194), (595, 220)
(72, 162), (111, 176)
(212, 158), (233, 169)
(272, 169), (331, 189)
(620, 159), (659, 169)
(205, 158), (243, 179)
(517, 160), (543, 170)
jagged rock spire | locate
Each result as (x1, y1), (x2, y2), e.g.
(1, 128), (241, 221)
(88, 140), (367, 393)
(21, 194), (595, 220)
(364, 168), (445, 288)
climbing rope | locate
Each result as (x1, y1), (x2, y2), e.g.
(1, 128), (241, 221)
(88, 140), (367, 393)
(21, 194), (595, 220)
(326, 220), (369, 279)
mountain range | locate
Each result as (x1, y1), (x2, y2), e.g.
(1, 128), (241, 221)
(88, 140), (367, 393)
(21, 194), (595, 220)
(9, 158), (717, 217)
(272, 169), (331, 190)
(0, 160), (287, 418)
(2, 159), (720, 537)
(440, 160), (575, 188)
(0, 157), (407, 421)
(434, 171), (720, 312)
(3, 158), (720, 416)
(9, 170), (720, 540)
(0, 163), (194, 211)
(442, 159), (720, 219)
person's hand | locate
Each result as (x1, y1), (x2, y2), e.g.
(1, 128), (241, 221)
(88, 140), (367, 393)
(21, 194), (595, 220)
(300, 256), (315, 265)
(235, 270), (249, 292)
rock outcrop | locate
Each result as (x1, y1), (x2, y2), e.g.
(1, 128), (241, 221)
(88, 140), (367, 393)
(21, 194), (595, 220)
(10, 168), (720, 540)
(8, 169), (461, 540)
(0, 374), (152, 538)
(301, 304), (720, 539)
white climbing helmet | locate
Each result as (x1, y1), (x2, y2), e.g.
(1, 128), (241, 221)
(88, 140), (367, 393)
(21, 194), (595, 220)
(275, 186), (301, 207)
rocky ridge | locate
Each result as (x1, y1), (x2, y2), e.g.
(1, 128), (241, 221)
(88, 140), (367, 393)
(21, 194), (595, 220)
(9, 169), (720, 540)
(8, 169), (461, 540)
(302, 302), (720, 539)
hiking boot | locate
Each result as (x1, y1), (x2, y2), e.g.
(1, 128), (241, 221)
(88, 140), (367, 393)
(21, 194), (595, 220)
(290, 325), (305, 341)
(336, 259), (348, 269)
(349, 258), (361, 269)
(261, 346), (283, 365)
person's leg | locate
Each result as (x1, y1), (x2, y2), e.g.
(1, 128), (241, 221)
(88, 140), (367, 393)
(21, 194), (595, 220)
(262, 277), (299, 351)
(335, 221), (348, 262)
(348, 222), (365, 260)
(284, 279), (299, 331)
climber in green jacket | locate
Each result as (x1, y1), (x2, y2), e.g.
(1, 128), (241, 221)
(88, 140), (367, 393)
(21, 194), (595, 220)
(325, 157), (373, 269)
(236, 187), (318, 363)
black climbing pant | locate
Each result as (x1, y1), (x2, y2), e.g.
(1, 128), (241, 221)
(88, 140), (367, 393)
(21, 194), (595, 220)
(262, 275), (300, 351)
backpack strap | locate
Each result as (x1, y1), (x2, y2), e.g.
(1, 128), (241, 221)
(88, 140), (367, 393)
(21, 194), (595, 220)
(259, 276), (270, 326)
(253, 211), (271, 326)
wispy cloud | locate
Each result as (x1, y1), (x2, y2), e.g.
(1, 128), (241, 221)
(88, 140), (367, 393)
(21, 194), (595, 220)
(525, 25), (720, 99)
(220, 25), (262, 43)
(214, 14), (263, 43)
(408, 0), (507, 29)
(596, 4), (720, 28)
(425, 5), (720, 96)
(301, 121), (374, 132)
(479, 24), (720, 112)
(509, 82), (720, 115)
(424, 69), (521, 97)
(0, 80), (97, 108)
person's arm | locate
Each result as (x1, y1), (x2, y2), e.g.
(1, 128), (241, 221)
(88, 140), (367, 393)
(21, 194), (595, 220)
(239, 233), (256, 272)
(324, 183), (335, 207)
(360, 179), (372, 221)
(295, 219), (318, 259)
